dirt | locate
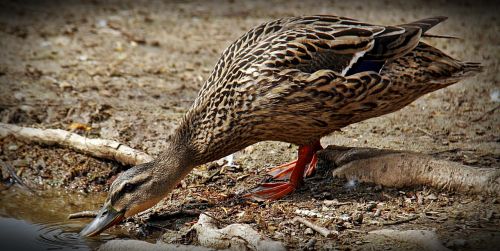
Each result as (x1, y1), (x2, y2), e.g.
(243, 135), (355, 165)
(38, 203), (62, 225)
(0, 0), (499, 250)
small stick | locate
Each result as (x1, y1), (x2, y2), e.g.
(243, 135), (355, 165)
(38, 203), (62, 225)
(68, 210), (99, 219)
(0, 160), (34, 194)
(382, 215), (419, 226)
(293, 217), (337, 238)
(471, 104), (500, 122)
(416, 127), (434, 138)
(201, 212), (228, 225)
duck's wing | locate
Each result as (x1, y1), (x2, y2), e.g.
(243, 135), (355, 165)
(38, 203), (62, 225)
(244, 17), (454, 125)
(248, 16), (450, 78)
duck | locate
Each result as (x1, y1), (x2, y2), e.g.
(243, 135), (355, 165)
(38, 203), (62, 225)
(79, 15), (481, 236)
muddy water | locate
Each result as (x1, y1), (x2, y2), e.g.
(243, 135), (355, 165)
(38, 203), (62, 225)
(0, 187), (119, 250)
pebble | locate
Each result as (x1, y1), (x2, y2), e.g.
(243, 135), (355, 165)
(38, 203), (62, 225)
(374, 208), (382, 217)
(352, 212), (364, 224)
(13, 159), (29, 167)
(343, 222), (354, 229)
(7, 144), (18, 151)
(339, 214), (351, 222)
(425, 193), (438, 201)
(304, 228), (314, 235)
(365, 202), (377, 212)
(273, 231), (285, 239)
(273, 231), (285, 240)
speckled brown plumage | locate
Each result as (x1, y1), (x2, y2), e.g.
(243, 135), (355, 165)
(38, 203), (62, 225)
(173, 15), (481, 165)
(81, 15), (483, 235)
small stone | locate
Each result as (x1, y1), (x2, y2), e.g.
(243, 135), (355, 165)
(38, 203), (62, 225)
(304, 228), (314, 235)
(13, 159), (29, 167)
(273, 231), (284, 239)
(425, 193), (438, 201)
(343, 222), (353, 229)
(339, 214), (351, 222)
(7, 144), (18, 151)
(374, 208), (382, 217)
(58, 81), (73, 90)
(365, 202), (377, 212)
(374, 185), (383, 192)
(352, 211), (364, 224)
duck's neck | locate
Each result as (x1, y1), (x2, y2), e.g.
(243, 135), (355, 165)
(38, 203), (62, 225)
(171, 115), (255, 167)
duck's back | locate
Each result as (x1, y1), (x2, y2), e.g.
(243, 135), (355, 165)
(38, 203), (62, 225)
(179, 15), (481, 162)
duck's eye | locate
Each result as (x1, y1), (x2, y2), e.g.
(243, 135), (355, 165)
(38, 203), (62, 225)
(123, 183), (135, 193)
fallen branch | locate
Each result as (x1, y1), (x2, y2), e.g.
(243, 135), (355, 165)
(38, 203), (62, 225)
(471, 103), (500, 122)
(318, 146), (500, 196)
(68, 210), (99, 219)
(192, 213), (286, 251)
(293, 216), (337, 238)
(0, 123), (153, 166)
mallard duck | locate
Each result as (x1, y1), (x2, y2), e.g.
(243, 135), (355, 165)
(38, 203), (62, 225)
(80, 15), (481, 236)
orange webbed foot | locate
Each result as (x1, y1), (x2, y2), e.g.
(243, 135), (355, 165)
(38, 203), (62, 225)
(245, 141), (323, 201)
(243, 181), (297, 201)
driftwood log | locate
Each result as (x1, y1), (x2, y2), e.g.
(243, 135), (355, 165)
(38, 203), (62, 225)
(318, 146), (500, 196)
(0, 123), (152, 166)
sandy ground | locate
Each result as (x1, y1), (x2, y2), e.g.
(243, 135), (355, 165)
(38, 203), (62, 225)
(0, 0), (499, 250)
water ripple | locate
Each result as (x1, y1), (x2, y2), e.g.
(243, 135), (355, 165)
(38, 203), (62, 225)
(0, 217), (113, 250)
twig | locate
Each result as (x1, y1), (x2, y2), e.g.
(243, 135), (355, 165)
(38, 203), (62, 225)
(203, 169), (221, 184)
(68, 210), (99, 219)
(416, 127), (434, 138)
(382, 215), (419, 226)
(471, 104), (500, 122)
(293, 216), (337, 238)
(201, 212), (228, 225)
(0, 160), (35, 194)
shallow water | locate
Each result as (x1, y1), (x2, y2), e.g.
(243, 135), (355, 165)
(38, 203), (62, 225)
(0, 187), (118, 250)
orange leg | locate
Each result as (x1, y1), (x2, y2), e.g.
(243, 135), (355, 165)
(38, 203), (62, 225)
(266, 142), (323, 181)
(244, 141), (322, 201)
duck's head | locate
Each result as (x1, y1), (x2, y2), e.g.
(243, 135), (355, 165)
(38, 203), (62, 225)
(80, 143), (194, 237)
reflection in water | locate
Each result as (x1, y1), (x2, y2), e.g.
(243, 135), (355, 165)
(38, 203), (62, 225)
(0, 217), (113, 250)
(0, 187), (120, 250)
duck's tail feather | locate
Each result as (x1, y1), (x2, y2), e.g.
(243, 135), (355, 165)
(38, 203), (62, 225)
(403, 16), (448, 33)
(383, 42), (482, 88)
(405, 17), (461, 40)
(422, 33), (461, 40)
(459, 61), (484, 77)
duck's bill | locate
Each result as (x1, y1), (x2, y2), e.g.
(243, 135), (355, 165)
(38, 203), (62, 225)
(79, 205), (124, 237)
